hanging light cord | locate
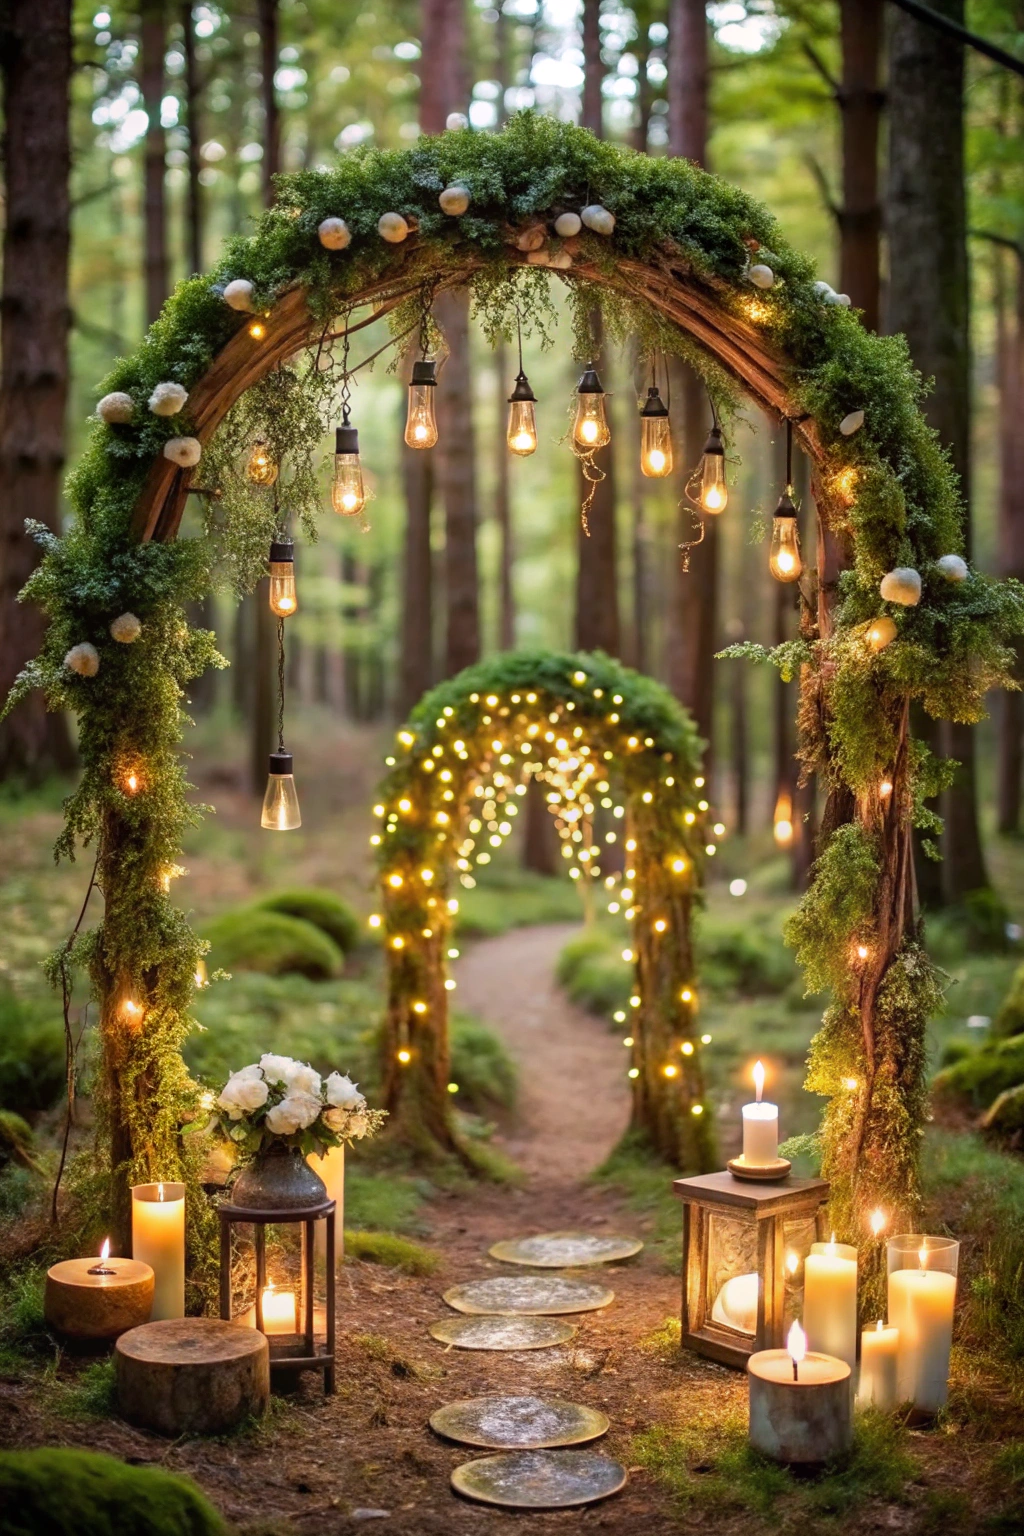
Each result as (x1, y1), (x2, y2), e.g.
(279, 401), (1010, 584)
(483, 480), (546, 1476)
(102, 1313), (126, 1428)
(785, 417), (793, 492)
(276, 617), (286, 753)
(340, 312), (352, 426)
(516, 305), (525, 376)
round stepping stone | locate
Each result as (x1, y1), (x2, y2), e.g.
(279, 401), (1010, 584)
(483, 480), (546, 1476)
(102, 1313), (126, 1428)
(431, 1394), (608, 1449)
(428, 1315), (576, 1351)
(115, 1318), (269, 1436)
(443, 1274), (614, 1317)
(489, 1231), (643, 1268)
(451, 1448), (627, 1509)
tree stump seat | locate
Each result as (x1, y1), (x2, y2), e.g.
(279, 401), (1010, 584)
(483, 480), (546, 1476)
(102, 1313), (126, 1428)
(115, 1318), (269, 1436)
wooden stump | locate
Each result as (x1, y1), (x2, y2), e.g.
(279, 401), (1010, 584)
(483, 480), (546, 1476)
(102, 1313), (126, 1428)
(115, 1319), (269, 1436)
(45, 1259), (153, 1341)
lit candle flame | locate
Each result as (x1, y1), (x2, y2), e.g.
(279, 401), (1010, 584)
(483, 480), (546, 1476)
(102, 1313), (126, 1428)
(870, 1208), (886, 1238)
(876, 1318), (885, 1332)
(158, 1182), (164, 1201)
(99, 1238), (110, 1261)
(787, 1319), (807, 1377)
(753, 1060), (765, 1103)
(918, 1244), (928, 1270)
(785, 1251), (799, 1276)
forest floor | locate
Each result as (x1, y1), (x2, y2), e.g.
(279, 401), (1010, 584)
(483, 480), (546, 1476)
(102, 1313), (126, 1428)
(2, 923), (1022, 1534)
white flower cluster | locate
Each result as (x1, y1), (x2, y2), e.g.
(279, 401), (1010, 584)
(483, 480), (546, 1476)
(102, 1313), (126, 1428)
(215, 1054), (369, 1143)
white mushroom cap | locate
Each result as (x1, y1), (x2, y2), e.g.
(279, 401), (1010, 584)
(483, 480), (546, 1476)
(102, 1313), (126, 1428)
(96, 392), (134, 424)
(439, 184), (471, 215)
(936, 554), (968, 582)
(223, 279), (255, 312)
(318, 217), (351, 250)
(148, 381), (189, 417)
(748, 264), (775, 289)
(110, 613), (143, 644)
(65, 643), (100, 677)
(163, 436), (202, 468)
(581, 204), (615, 236)
(554, 211), (582, 238)
(879, 567), (922, 606)
(378, 212), (410, 243)
(839, 410), (865, 436)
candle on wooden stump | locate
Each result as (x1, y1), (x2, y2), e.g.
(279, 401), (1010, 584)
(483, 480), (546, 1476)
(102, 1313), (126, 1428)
(132, 1182), (185, 1321)
(803, 1236), (858, 1372)
(748, 1322), (852, 1464)
(858, 1320), (900, 1411)
(261, 1285), (297, 1335)
(740, 1060), (779, 1166)
(887, 1236), (958, 1413)
(45, 1239), (154, 1341)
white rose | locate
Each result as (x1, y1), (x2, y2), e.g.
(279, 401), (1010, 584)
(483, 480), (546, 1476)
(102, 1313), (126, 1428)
(325, 1072), (363, 1109)
(266, 1092), (322, 1136)
(347, 1110), (369, 1139)
(259, 1053), (294, 1085)
(322, 1106), (347, 1133)
(217, 1071), (269, 1120)
(286, 1061), (322, 1097)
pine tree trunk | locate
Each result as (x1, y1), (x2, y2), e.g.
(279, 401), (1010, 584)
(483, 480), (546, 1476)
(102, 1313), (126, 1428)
(838, 0), (883, 329)
(575, 0), (620, 658)
(0, 0), (76, 781)
(495, 340), (515, 651)
(181, 1), (202, 276)
(258, 0), (280, 205)
(141, 0), (168, 324)
(886, 0), (990, 904)
(399, 429), (434, 715)
(997, 246), (1024, 833)
(437, 289), (481, 677)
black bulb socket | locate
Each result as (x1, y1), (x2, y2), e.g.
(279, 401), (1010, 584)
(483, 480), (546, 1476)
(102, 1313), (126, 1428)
(410, 360), (437, 387)
(268, 751), (293, 776)
(269, 538), (294, 563)
(576, 365), (604, 394)
(335, 425), (360, 455)
(702, 423), (725, 457)
(641, 386), (669, 419)
(508, 370), (537, 404)
(773, 489), (798, 520)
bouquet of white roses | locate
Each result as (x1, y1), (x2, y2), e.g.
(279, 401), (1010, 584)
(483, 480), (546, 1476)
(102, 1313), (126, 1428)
(211, 1054), (384, 1159)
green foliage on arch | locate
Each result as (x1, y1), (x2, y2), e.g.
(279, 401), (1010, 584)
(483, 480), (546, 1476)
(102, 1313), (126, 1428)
(375, 650), (714, 1171)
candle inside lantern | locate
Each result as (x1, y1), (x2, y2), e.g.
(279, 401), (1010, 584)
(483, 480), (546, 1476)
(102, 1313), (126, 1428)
(803, 1236), (858, 1372)
(711, 1271), (759, 1334)
(740, 1060), (779, 1166)
(131, 1181), (185, 1321)
(858, 1319), (900, 1411)
(261, 1284), (297, 1335)
(887, 1236), (958, 1413)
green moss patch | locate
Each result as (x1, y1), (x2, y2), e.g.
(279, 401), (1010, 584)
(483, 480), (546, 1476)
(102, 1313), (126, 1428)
(0, 1449), (226, 1536)
(202, 907), (344, 979)
(254, 887), (361, 955)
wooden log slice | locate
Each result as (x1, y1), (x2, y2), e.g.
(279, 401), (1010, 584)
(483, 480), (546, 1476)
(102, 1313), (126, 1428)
(116, 1318), (269, 1436)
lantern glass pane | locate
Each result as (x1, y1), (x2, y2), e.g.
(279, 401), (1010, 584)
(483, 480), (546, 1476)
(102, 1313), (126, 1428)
(781, 1216), (819, 1333)
(706, 1212), (758, 1335)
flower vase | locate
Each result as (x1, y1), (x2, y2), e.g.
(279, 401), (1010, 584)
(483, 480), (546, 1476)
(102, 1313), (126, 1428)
(231, 1141), (327, 1211)
(308, 1143), (345, 1265)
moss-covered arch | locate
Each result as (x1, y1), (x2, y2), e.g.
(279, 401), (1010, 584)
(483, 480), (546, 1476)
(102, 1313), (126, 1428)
(8, 114), (1022, 1260)
(374, 650), (712, 1170)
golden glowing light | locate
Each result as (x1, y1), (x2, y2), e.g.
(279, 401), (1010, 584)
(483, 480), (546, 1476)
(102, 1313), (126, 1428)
(870, 1208), (886, 1238)
(879, 779), (893, 798)
(397, 1048), (412, 1064)
(868, 617), (897, 653)
(388, 873), (403, 889)
(786, 1251), (799, 1276)
(248, 320), (266, 339)
(753, 1059), (766, 1101)
(246, 439), (278, 486)
(412, 1000), (427, 1014)
(788, 1319), (807, 1368)
(773, 789), (793, 846)
(663, 1063), (679, 1078)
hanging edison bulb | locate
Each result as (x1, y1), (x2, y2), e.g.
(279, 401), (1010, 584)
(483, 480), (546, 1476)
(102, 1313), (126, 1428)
(331, 419), (366, 517)
(697, 424), (728, 512)
(639, 385), (673, 477)
(769, 490), (803, 582)
(268, 538), (297, 616)
(573, 366), (611, 449)
(405, 359), (438, 448)
(261, 750), (301, 831)
(246, 438), (279, 487)
(506, 371), (538, 456)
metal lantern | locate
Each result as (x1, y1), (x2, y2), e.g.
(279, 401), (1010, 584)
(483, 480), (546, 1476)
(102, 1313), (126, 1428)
(674, 1171), (829, 1369)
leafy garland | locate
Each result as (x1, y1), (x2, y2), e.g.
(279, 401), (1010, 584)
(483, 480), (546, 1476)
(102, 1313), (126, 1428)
(373, 649), (711, 1169)
(2, 112), (1020, 1278)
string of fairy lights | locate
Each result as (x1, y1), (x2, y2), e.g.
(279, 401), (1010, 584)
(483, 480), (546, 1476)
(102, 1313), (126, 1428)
(366, 668), (712, 1095)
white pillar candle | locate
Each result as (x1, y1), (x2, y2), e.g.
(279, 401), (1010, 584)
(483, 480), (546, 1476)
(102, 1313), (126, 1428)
(740, 1060), (779, 1166)
(712, 1272), (760, 1334)
(747, 1322), (853, 1465)
(261, 1285), (297, 1335)
(887, 1237), (958, 1412)
(308, 1143), (344, 1265)
(803, 1238), (858, 1372)
(858, 1320), (900, 1411)
(131, 1182), (185, 1320)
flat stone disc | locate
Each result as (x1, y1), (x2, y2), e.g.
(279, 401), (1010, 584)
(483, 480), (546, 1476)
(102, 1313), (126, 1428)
(451, 1449), (627, 1509)
(428, 1315), (576, 1351)
(442, 1275), (614, 1316)
(431, 1395), (608, 1449)
(489, 1231), (643, 1268)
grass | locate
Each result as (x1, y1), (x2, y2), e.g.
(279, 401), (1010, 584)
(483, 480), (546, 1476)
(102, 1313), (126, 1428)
(343, 1231), (440, 1275)
(456, 863), (583, 937)
(593, 1131), (685, 1267)
(631, 1406), (917, 1523)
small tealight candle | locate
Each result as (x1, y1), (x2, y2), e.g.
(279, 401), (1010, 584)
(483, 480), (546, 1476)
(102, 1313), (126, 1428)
(747, 1321), (852, 1464)
(803, 1235), (858, 1372)
(740, 1060), (779, 1167)
(132, 1182), (185, 1321)
(261, 1284), (297, 1335)
(858, 1319), (899, 1411)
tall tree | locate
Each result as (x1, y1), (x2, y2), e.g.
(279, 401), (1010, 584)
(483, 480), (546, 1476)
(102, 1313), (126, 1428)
(250, 0), (279, 793)
(141, 0), (169, 324)
(887, 0), (990, 902)
(0, 0), (76, 780)
(494, 6), (515, 653)
(995, 240), (1024, 832)
(667, 0), (716, 754)
(575, 0), (620, 657)
(181, 1), (202, 276)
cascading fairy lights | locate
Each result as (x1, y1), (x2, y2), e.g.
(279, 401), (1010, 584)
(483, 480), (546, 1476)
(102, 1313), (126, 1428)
(370, 653), (717, 1169)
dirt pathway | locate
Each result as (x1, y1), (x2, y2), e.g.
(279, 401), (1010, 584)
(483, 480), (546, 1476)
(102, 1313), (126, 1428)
(453, 922), (631, 1181)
